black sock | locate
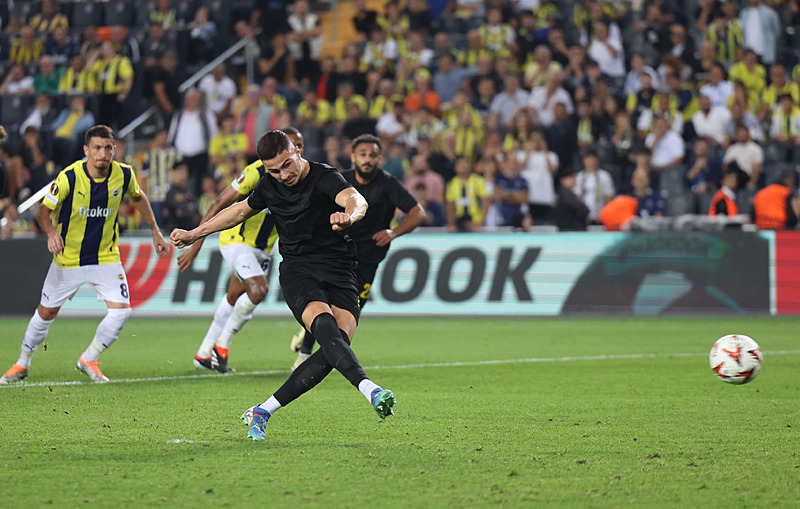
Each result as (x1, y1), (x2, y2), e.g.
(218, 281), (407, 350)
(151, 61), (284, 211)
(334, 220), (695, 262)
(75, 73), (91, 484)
(300, 330), (315, 355)
(310, 313), (367, 388)
(273, 349), (332, 406)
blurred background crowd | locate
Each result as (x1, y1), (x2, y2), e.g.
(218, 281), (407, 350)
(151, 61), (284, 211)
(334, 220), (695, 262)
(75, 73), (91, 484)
(1, 0), (800, 238)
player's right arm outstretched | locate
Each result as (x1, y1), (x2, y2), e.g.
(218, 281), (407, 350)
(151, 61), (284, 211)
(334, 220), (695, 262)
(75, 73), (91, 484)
(176, 185), (242, 271)
(170, 200), (256, 248)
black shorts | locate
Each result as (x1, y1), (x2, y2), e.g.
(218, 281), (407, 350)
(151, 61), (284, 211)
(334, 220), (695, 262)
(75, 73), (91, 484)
(279, 259), (361, 325)
(354, 261), (379, 303)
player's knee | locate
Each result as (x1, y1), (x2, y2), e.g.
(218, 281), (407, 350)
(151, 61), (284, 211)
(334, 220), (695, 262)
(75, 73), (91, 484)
(37, 305), (60, 321)
(245, 278), (268, 304)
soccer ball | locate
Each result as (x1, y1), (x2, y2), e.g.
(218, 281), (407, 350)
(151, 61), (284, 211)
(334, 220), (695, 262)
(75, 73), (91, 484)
(709, 334), (762, 384)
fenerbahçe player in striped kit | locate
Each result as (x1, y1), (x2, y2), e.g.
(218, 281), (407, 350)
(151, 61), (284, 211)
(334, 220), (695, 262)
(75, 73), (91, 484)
(0, 126), (170, 385)
(178, 128), (302, 373)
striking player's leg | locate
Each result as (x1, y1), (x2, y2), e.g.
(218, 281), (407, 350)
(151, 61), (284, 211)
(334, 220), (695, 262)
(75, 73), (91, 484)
(194, 273), (239, 369)
(76, 263), (133, 383)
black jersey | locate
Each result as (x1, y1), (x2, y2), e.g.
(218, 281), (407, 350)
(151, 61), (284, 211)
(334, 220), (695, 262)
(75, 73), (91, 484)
(247, 160), (353, 262)
(341, 168), (418, 264)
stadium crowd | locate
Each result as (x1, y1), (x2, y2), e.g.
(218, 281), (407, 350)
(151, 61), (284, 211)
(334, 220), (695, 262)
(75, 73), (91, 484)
(2, 0), (800, 238)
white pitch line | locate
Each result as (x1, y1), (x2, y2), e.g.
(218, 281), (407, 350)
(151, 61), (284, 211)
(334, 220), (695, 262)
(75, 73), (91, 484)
(2, 350), (799, 389)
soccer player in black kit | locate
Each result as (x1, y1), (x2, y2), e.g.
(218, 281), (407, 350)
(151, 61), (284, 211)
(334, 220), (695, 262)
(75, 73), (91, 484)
(170, 130), (395, 440)
(290, 134), (426, 368)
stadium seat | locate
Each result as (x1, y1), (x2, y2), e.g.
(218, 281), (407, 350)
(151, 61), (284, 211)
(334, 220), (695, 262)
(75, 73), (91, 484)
(200, 0), (231, 47)
(1, 94), (36, 126)
(11, 0), (36, 26)
(134, 0), (158, 30)
(71, 1), (104, 31)
(104, 0), (134, 28)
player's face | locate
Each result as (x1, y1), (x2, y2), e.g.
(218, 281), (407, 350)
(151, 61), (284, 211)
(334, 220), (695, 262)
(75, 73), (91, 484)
(263, 143), (304, 186)
(84, 137), (115, 172)
(352, 142), (381, 182)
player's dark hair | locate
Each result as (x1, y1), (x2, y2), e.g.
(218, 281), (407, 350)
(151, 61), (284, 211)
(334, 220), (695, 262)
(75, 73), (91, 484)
(282, 126), (301, 137)
(257, 130), (291, 160)
(85, 125), (115, 145)
(351, 133), (382, 153)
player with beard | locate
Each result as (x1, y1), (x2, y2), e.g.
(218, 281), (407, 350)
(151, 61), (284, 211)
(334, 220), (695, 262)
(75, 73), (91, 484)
(289, 134), (426, 369)
(170, 130), (395, 440)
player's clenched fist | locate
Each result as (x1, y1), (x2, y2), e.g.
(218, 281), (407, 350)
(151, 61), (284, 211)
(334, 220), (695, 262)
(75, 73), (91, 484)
(330, 212), (353, 231)
(170, 229), (196, 248)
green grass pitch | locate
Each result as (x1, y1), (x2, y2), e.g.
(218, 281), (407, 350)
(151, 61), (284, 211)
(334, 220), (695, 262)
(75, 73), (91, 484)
(0, 315), (798, 507)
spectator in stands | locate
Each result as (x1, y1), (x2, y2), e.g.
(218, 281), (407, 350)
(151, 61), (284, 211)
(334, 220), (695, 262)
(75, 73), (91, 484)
(760, 64), (800, 121)
(162, 161), (200, 232)
(574, 150), (615, 223)
(472, 77), (496, 119)
(524, 45), (562, 91)
(692, 40), (717, 84)
(329, 55), (368, 101)
(257, 33), (295, 87)
(404, 69), (441, 118)
(367, 77), (402, 120)
(587, 22), (625, 82)
(235, 85), (266, 163)
(20, 93), (57, 136)
(79, 25), (102, 56)
(752, 169), (800, 230)
(296, 87), (332, 133)
(575, 100), (601, 153)
(141, 130), (178, 224)
(631, 168), (665, 218)
(197, 174), (219, 217)
(488, 75), (528, 131)
(432, 53), (473, 105)
(518, 130), (558, 225)
(607, 109), (636, 177)
(287, 0), (322, 84)
(479, 6), (514, 61)
(708, 171), (740, 217)
(150, 51), (182, 128)
(528, 73), (574, 129)
(209, 114), (248, 184)
(141, 22), (171, 70)
(150, 0), (179, 30)
(50, 94), (95, 168)
(411, 182), (445, 227)
(187, 6), (217, 67)
(352, 0), (379, 39)
(58, 54), (93, 96)
(15, 126), (53, 200)
(723, 124), (764, 190)
(32, 55), (62, 96)
(493, 151), (528, 228)
(623, 53), (659, 96)
(400, 31), (434, 72)
(332, 81), (368, 132)
(363, 25), (398, 76)
(729, 50), (766, 109)
(406, 0), (433, 33)
(723, 101), (764, 147)
(739, 0), (781, 65)
(28, 0), (68, 37)
(10, 26), (45, 65)
(553, 167), (590, 231)
(253, 0), (291, 37)
(692, 92), (732, 146)
(645, 116), (685, 173)
(446, 156), (488, 232)
(702, 0), (743, 69)
(46, 26), (78, 66)
(405, 153), (445, 206)
(342, 103), (377, 140)
(375, 101), (407, 146)
(698, 64), (734, 109)
(768, 94), (800, 163)
(89, 42), (134, 130)
(685, 138), (723, 197)
(198, 64), (237, 121)
(0, 63), (34, 95)
(168, 88), (217, 194)
(666, 23), (698, 73)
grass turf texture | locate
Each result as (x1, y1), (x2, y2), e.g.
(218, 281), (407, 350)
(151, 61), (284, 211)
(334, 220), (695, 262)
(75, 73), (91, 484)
(0, 316), (798, 507)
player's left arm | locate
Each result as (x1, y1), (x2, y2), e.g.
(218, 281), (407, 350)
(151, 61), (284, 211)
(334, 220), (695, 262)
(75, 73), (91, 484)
(373, 204), (426, 247)
(130, 191), (171, 258)
(332, 187), (368, 231)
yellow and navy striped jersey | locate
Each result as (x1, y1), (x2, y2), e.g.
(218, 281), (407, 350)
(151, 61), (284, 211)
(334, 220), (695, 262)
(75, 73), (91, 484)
(91, 54), (133, 94)
(219, 161), (278, 253)
(43, 160), (141, 268)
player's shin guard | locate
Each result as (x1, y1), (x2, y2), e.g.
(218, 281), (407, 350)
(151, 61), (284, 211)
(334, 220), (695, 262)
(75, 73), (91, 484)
(218, 294), (256, 350)
(310, 313), (367, 388)
(17, 309), (55, 369)
(198, 298), (234, 357)
(273, 349), (333, 406)
(82, 308), (132, 362)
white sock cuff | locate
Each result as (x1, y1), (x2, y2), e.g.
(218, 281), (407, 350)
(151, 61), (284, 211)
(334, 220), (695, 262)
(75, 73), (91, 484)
(236, 293), (258, 313)
(32, 309), (55, 327)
